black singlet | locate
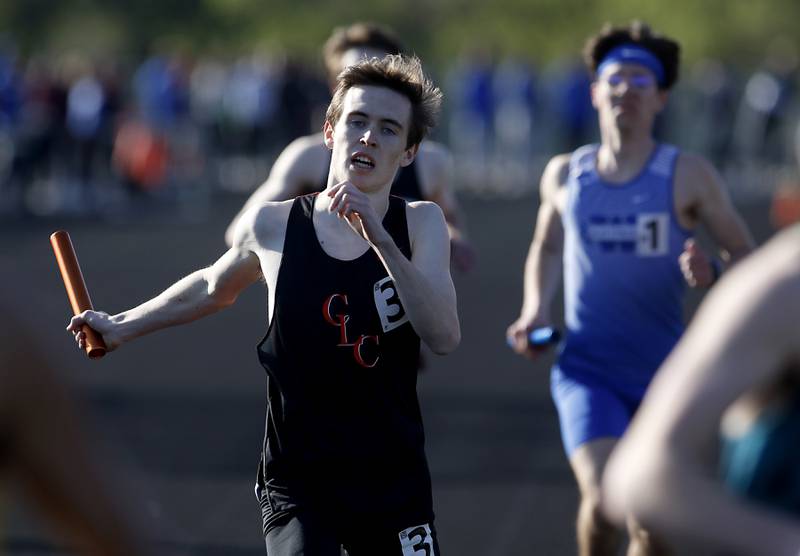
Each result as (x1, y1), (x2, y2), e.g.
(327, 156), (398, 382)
(256, 193), (433, 529)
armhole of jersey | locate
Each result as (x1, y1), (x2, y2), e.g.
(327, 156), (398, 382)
(392, 196), (413, 260)
(563, 145), (595, 224)
(666, 147), (693, 234)
(259, 197), (304, 349)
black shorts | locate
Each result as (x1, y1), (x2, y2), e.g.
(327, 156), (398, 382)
(264, 510), (441, 556)
(256, 472), (440, 555)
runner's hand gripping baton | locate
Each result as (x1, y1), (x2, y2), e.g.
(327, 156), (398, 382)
(525, 327), (561, 347)
(507, 326), (562, 350)
(50, 230), (107, 359)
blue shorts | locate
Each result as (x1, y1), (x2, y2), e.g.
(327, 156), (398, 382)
(550, 365), (647, 456)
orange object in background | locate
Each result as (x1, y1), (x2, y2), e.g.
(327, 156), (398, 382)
(112, 120), (169, 190)
(770, 181), (800, 230)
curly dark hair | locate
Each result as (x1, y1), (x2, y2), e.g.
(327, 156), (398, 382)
(583, 21), (681, 90)
(322, 22), (405, 84)
(325, 54), (442, 149)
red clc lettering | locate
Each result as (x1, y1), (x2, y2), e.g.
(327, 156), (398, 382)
(322, 293), (380, 368)
(322, 293), (351, 345)
(353, 334), (380, 368)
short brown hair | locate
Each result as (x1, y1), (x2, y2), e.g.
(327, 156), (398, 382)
(325, 54), (442, 149)
(583, 21), (680, 90)
(322, 22), (405, 84)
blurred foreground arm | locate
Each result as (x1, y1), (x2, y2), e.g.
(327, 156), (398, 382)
(604, 225), (800, 555)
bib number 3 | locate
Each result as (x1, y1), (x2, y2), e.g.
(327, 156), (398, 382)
(399, 523), (435, 556)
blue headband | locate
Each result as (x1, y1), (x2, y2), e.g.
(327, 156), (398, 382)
(596, 44), (665, 86)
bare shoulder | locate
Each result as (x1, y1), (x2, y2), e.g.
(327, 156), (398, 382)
(540, 153), (572, 199)
(282, 132), (327, 159)
(414, 140), (453, 185)
(231, 199), (295, 250)
(406, 199), (448, 232)
(674, 151), (723, 192)
(411, 141), (453, 199)
(405, 201), (450, 263)
(542, 153), (571, 184)
(272, 132), (329, 179)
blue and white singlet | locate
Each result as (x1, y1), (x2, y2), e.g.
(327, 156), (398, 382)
(558, 143), (691, 389)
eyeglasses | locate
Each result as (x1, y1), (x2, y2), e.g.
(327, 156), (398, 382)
(602, 73), (657, 90)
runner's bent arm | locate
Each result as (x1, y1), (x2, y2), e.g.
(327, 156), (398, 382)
(327, 183), (459, 354)
(382, 200), (460, 354)
(70, 223), (264, 351)
(507, 154), (568, 354)
(390, 201), (461, 354)
(679, 154), (755, 264)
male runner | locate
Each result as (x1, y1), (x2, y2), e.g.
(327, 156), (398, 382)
(68, 55), (459, 555)
(507, 21), (754, 556)
(604, 223), (800, 555)
(224, 22), (475, 272)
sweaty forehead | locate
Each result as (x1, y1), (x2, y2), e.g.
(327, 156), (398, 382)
(341, 85), (411, 126)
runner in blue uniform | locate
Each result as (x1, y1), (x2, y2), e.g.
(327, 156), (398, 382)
(507, 21), (754, 556)
(604, 224), (800, 555)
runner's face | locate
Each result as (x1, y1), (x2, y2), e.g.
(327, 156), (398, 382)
(324, 85), (416, 193)
(592, 62), (667, 132)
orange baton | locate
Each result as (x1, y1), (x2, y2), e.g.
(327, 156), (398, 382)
(50, 230), (107, 359)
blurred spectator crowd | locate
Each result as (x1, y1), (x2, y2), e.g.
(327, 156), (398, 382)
(2, 38), (800, 219)
(447, 37), (800, 198)
(0, 45), (329, 219)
